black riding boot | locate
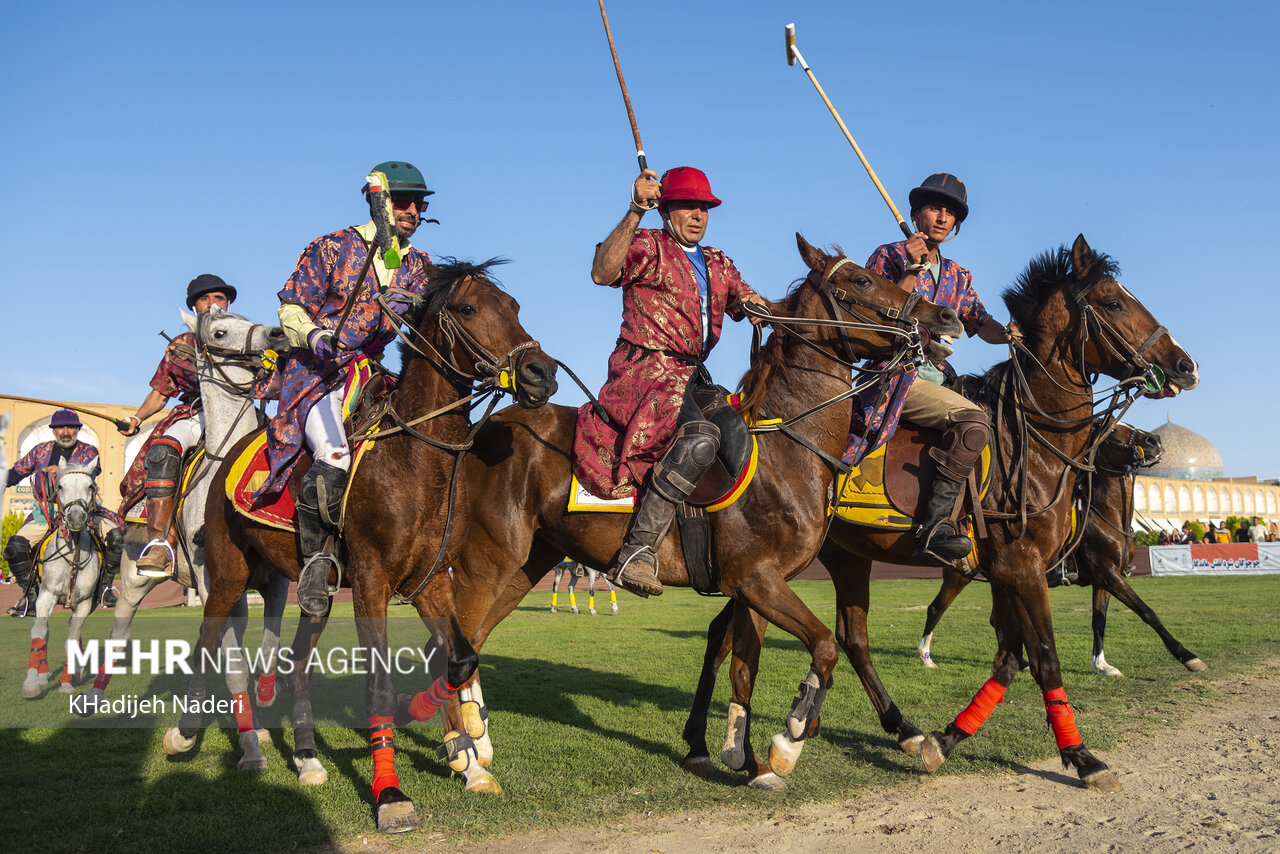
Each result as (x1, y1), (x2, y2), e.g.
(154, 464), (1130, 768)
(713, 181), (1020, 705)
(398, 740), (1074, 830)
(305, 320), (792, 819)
(98, 527), (124, 608)
(915, 410), (991, 567)
(608, 420), (720, 598)
(915, 474), (972, 564)
(296, 460), (348, 618)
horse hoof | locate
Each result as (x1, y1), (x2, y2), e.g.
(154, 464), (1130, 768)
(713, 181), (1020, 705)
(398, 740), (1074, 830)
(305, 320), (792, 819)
(922, 734), (947, 773)
(37, 673), (51, 687)
(237, 755), (268, 771)
(1082, 768), (1122, 792)
(295, 756), (328, 786)
(163, 727), (197, 755)
(375, 788), (419, 833)
(768, 731), (804, 778)
(254, 728), (273, 747)
(237, 731), (267, 771)
(899, 733), (926, 755)
(20, 682), (40, 700)
(922, 658), (937, 670)
(59, 682), (75, 694)
(76, 687), (105, 717)
(748, 772), (787, 791)
(1185, 658), (1207, 672)
(464, 772), (503, 795)
(682, 755), (714, 777)
(1095, 664), (1124, 678)
(588, 608), (597, 615)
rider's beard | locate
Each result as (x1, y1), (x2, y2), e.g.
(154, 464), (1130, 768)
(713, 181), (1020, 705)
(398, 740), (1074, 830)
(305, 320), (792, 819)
(55, 435), (77, 449)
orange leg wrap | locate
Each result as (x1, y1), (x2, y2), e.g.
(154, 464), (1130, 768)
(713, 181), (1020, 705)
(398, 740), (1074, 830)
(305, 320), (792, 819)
(61, 639), (82, 684)
(408, 676), (459, 722)
(369, 715), (397, 801)
(27, 639), (48, 673)
(1043, 687), (1083, 748)
(954, 678), (1007, 735)
(257, 673), (276, 704)
(232, 691), (254, 733)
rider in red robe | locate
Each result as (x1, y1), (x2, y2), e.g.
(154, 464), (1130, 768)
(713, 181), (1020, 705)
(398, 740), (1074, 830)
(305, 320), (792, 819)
(574, 167), (766, 597)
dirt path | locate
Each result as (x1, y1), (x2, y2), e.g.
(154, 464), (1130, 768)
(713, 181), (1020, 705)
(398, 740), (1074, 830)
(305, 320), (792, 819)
(343, 662), (1280, 853)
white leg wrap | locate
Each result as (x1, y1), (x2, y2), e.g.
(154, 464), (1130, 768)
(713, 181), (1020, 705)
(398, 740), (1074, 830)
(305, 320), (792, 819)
(721, 701), (749, 771)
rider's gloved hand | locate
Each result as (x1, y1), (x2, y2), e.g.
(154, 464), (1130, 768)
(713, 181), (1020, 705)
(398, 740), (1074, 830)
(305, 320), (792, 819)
(308, 329), (338, 362)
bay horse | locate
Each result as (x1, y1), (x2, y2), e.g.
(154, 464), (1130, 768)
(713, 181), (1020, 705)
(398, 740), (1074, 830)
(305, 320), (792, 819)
(685, 236), (1198, 791)
(19, 464), (102, 698)
(917, 422), (1206, 677)
(172, 260), (557, 832)
(79, 308), (291, 762)
(442, 234), (964, 792)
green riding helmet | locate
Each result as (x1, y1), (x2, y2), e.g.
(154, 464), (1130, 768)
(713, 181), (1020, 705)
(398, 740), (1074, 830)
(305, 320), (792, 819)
(361, 161), (434, 197)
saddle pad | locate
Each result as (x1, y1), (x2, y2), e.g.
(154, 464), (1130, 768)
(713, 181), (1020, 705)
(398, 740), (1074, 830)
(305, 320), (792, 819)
(124, 449), (205, 525)
(225, 430), (377, 532)
(834, 432), (992, 530)
(568, 427), (762, 515)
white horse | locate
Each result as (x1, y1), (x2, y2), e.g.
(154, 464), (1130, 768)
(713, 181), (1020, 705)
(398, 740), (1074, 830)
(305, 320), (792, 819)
(549, 559), (618, 615)
(20, 464), (102, 698)
(82, 308), (291, 771)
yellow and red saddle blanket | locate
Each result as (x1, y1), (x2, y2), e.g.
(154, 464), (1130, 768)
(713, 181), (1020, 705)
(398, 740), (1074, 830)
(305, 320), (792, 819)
(224, 429), (377, 532)
(567, 394), (778, 514)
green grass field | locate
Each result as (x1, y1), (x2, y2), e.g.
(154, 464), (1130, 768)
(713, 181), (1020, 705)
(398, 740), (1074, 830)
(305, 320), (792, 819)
(1, 575), (1276, 852)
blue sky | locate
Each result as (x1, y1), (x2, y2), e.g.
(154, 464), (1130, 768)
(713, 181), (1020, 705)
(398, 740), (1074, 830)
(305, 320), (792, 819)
(2, 2), (1275, 476)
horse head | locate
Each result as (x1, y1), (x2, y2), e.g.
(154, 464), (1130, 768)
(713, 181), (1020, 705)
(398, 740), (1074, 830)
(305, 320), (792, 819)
(183, 305), (289, 391)
(794, 234), (964, 359)
(1005, 235), (1199, 398)
(1097, 422), (1163, 474)
(55, 463), (98, 533)
(399, 259), (558, 408)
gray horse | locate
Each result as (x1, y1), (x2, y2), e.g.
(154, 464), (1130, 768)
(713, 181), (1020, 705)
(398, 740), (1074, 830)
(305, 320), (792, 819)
(82, 308), (291, 771)
(20, 464), (102, 698)
(549, 559), (617, 615)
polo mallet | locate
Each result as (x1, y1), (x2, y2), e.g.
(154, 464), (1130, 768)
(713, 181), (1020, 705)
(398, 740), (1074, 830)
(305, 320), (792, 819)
(365, 170), (403, 270)
(785, 23), (914, 242)
(0, 395), (131, 430)
(599, 0), (648, 173)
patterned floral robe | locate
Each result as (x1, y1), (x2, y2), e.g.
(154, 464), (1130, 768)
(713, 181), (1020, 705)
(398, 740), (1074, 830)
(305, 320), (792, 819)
(118, 332), (200, 512)
(10, 441), (120, 528)
(573, 228), (760, 499)
(255, 227), (430, 501)
(842, 240), (993, 466)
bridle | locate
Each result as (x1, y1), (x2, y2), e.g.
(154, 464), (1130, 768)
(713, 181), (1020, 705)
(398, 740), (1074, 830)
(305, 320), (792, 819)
(1072, 278), (1171, 396)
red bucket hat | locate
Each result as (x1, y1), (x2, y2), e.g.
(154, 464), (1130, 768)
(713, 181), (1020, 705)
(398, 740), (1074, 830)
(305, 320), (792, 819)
(659, 167), (721, 209)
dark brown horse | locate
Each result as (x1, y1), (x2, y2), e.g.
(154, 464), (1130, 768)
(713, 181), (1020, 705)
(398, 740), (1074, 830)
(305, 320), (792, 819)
(685, 236), (1198, 792)
(169, 260), (557, 832)
(917, 422), (1206, 677)
(441, 234), (964, 792)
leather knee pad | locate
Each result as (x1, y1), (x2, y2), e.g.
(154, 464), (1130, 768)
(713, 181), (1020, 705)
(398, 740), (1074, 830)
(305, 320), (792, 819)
(144, 440), (183, 498)
(651, 421), (721, 502)
(932, 409), (990, 479)
(4, 535), (30, 564)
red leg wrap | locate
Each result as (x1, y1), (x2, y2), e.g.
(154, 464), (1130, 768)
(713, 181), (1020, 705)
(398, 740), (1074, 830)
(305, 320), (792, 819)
(369, 715), (398, 800)
(28, 639), (48, 673)
(1043, 687), (1083, 748)
(257, 673), (276, 704)
(94, 667), (112, 691)
(408, 675), (459, 722)
(62, 638), (82, 683)
(954, 678), (1007, 735)
(232, 691), (254, 733)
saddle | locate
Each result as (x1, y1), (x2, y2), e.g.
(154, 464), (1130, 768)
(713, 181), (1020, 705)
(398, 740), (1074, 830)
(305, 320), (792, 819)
(683, 384), (755, 506)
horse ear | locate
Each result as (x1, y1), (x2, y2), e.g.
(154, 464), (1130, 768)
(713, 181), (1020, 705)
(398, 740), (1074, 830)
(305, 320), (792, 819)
(795, 233), (826, 272)
(1071, 234), (1093, 279)
(180, 308), (198, 332)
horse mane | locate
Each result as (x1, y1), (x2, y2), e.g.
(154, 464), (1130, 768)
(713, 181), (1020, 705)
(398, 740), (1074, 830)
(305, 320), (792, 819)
(736, 276), (813, 417)
(397, 257), (509, 361)
(961, 242), (1121, 408)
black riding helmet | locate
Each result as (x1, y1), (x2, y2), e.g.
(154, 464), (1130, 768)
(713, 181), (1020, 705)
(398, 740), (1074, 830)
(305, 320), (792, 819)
(185, 273), (237, 309)
(908, 173), (968, 225)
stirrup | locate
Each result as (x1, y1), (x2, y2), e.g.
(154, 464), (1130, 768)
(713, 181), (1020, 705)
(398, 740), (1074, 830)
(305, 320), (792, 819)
(915, 522), (971, 566)
(297, 551), (343, 617)
(608, 545), (663, 598)
(135, 539), (176, 578)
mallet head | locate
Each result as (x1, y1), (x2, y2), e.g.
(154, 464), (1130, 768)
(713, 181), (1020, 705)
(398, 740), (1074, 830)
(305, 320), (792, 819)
(785, 23), (797, 66)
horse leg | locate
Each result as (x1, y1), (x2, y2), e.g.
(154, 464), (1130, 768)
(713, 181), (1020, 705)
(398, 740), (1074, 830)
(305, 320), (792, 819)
(921, 582), (1023, 774)
(568, 571), (580, 614)
(220, 592), (269, 771)
(1090, 585), (1123, 676)
(823, 543), (925, 754)
(285, 612), (330, 786)
(22, 590), (55, 698)
(586, 568), (598, 615)
(723, 605), (788, 790)
(680, 599), (734, 775)
(60, 599), (95, 693)
(1113, 571), (1206, 671)
(919, 565), (973, 669)
(549, 566), (561, 613)
(402, 595), (495, 795)
(82, 557), (161, 711)
(256, 569), (289, 707)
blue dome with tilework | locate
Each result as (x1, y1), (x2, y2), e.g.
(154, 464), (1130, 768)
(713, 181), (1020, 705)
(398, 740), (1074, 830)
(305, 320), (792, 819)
(1146, 420), (1222, 480)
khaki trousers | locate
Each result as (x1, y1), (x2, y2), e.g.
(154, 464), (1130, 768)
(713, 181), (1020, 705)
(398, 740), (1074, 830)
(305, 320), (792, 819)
(899, 378), (984, 431)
